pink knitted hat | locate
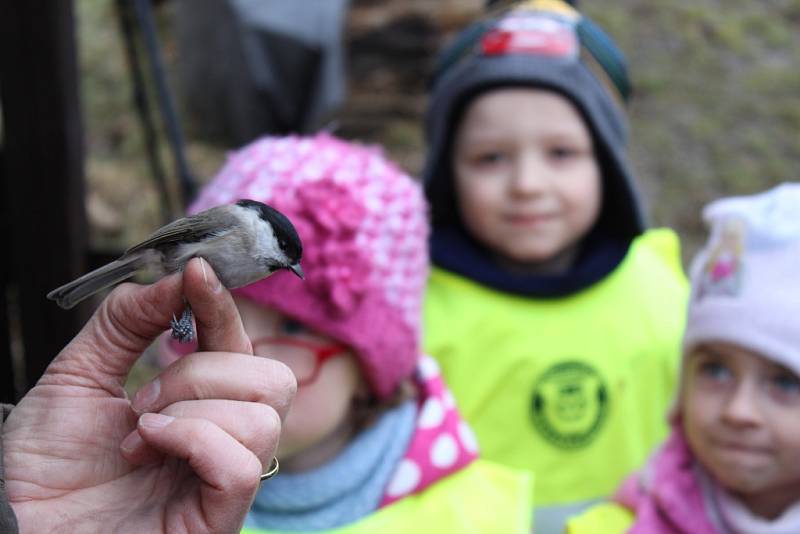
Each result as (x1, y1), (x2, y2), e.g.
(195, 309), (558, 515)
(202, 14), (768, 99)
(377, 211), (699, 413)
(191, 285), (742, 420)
(189, 133), (429, 399)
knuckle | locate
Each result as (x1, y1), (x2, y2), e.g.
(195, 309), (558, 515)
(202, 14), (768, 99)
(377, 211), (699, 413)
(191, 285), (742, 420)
(103, 282), (171, 349)
(107, 281), (137, 302)
(255, 359), (297, 413)
(96, 285), (149, 351)
(171, 418), (214, 459)
(108, 282), (156, 323)
(188, 418), (218, 443)
(103, 284), (136, 329)
(272, 360), (298, 397)
(224, 452), (262, 495)
(243, 456), (264, 492)
(241, 404), (282, 459)
(257, 405), (282, 441)
(169, 354), (214, 399)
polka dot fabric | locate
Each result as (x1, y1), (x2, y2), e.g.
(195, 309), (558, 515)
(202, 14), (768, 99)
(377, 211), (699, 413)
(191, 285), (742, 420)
(188, 134), (430, 399)
(379, 355), (479, 507)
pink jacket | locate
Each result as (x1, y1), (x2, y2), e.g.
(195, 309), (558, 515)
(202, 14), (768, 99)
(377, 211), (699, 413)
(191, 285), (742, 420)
(614, 428), (718, 534)
(378, 355), (479, 506)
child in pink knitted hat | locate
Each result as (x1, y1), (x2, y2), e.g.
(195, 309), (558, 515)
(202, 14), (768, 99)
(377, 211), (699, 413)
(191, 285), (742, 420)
(568, 183), (800, 533)
(162, 133), (531, 532)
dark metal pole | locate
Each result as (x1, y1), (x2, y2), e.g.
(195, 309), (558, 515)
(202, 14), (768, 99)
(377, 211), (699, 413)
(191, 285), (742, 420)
(115, 0), (173, 224)
(133, 0), (197, 208)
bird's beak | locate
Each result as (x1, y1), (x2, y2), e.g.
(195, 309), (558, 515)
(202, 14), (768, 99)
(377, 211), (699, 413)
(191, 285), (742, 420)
(288, 263), (304, 279)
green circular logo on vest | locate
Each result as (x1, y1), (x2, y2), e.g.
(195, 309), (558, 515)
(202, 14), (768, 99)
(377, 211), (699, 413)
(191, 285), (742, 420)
(531, 361), (608, 449)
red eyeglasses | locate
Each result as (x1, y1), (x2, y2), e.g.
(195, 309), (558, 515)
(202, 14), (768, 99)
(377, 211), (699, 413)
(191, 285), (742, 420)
(251, 336), (349, 387)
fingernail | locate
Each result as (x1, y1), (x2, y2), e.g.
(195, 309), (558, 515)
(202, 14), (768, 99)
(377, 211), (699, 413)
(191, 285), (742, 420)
(132, 378), (160, 413)
(120, 430), (143, 453)
(139, 413), (175, 430)
(200, 258), (222, 293)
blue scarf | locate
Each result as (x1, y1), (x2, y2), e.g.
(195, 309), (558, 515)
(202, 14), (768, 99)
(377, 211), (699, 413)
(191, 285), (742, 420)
(245, 400), (417, 531)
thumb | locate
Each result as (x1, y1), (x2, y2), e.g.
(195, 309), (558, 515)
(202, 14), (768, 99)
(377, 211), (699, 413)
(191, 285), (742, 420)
(185, 257), (252, 355)
(38, 269), (187, 394)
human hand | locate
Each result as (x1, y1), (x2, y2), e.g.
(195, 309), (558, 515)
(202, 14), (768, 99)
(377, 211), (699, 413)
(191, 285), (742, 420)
(3, 258), (296, 533)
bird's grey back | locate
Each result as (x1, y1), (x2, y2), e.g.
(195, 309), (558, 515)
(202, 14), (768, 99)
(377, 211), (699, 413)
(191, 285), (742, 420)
(125, 205), (240, 256)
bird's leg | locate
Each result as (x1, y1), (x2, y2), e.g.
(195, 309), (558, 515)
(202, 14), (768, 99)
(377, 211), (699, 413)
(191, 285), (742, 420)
(170, 299), (195, 343)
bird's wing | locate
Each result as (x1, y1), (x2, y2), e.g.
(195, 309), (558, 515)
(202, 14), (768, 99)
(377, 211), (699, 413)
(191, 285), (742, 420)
(125, 207), (238, 254)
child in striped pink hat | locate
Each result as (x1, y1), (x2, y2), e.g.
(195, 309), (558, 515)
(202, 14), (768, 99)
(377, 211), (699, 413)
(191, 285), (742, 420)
(162, 133), (531, 532)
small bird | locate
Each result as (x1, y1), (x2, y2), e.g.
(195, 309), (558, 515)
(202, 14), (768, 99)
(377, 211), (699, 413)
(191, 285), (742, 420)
(48, 199), (303, 341)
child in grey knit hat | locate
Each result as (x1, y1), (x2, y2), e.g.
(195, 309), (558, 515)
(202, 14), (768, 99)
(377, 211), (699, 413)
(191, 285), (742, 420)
(422, 1), (689, 530)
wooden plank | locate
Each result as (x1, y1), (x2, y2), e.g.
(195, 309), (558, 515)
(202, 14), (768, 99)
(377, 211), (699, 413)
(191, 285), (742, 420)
(0, 0), (89, 394)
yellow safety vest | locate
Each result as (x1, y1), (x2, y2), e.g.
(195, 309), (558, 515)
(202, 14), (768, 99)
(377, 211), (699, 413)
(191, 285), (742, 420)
(424, 229), (688, 508)
(241, 459), (532, 533)
(565, 502), (634, 533)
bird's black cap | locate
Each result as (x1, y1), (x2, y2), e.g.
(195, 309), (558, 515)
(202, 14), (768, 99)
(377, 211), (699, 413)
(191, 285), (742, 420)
(237, 199), (303, 263)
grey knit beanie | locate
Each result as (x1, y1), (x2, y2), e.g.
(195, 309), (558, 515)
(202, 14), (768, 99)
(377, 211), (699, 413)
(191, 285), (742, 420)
(424, 0), (645, 239)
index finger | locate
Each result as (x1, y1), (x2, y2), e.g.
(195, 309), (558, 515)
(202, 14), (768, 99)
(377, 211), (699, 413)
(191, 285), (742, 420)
(39, 271), (186, 392)
(184, 257), (252, 354)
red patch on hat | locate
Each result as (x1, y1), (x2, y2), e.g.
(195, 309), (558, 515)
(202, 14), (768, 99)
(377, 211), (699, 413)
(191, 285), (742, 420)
(481, 15), (578, 58)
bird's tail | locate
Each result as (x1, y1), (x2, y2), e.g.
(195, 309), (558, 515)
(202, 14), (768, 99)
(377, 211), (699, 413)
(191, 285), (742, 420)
(47, 251), (156, 309)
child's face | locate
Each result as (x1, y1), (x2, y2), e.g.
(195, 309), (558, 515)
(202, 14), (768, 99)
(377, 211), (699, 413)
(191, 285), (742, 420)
(452, 88), (601, 268)
(683, 342), (800, 510)
(235, 297), (366, 471)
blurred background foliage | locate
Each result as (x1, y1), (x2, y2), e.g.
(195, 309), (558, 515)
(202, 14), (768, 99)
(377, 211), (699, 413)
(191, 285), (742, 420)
(77, 0), (800, 263)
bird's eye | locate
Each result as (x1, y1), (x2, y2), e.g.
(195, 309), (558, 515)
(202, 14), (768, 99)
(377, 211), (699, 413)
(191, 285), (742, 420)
(279, 239), (287, 250)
